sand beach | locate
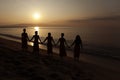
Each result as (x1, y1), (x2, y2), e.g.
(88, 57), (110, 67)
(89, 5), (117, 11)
(0, 37), (120, 80)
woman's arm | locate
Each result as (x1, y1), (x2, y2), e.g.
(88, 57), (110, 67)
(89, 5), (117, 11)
(52, 37), (56, 45)
(30, 36), (34, 41)
(43, 37), (47, 43)
(65, 39), (69, 48)
(26, 34), (29, 41)
(80, 39), (83, 49)
(38, 36), (42, 43)
(71, 40), (75, 47)
(56, 39), (60, 46)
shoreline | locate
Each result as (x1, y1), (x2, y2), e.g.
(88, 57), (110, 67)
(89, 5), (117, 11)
(0, 33), (120, 61)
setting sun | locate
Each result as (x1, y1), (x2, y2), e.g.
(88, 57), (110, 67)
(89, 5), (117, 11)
(33, 12), (41, 20)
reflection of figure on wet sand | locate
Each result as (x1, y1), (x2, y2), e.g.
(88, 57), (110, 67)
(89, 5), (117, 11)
(71, 35), (83, 61)
(21, 28), (29, 51)
(56, 33), (69, 58)
(30, 31), (42, 55)
(43, 33), (55, 56)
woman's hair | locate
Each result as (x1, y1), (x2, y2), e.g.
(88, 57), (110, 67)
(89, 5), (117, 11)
(75, 35), (81, 44)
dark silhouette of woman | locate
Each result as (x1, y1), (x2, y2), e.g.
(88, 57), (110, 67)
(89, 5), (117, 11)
(30, 31), (42, 55)
(71, 35), (83, 61)
(43, 33), (55, 56)
(21, 28), (29, 51)
(56, 33), (69, 58)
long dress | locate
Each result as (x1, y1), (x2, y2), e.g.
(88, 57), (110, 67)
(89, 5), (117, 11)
(21, 33), (28, 49)
(33, 35), (40, 53)
(74, 44), (80, 58)
(74, 40), (82, 59)
(59, 38), (67, 57)
(46, 36), (53, 54)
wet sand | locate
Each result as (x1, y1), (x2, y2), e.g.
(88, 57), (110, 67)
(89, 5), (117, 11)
(0, 37), (120, 80)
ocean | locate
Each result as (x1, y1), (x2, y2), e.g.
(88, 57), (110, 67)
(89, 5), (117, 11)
(0, 26), (120, 59)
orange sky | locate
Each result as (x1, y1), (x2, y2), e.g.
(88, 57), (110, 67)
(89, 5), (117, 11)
(0, 0), (120, 26)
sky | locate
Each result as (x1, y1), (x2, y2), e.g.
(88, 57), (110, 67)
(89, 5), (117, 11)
(0, 0), (120, 26)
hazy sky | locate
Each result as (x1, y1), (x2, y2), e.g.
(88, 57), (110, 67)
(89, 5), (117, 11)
(0, 0), (120, 25)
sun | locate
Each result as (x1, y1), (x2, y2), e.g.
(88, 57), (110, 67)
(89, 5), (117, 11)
(33, 12), (41, 20)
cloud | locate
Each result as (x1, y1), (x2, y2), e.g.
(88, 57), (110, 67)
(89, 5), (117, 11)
(68, 15), (120, 23)
(90, 15), (120, 21)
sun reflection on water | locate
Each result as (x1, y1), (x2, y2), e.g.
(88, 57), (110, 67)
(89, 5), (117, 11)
(34, 26), (40, 34)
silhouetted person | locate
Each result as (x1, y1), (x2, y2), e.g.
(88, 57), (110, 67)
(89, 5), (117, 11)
(30, 31), (42, 55)
(21, 28), (29, 51)
(56, 33), (69, 58)
(43, 33), (55, 56)
(71, 35), (83, 61)
(43, 33), (55, 55)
